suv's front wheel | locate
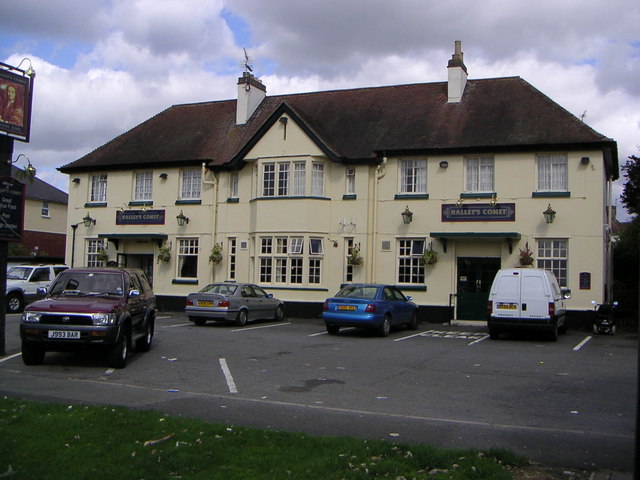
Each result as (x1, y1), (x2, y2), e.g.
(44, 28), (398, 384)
(22, 341), (45, 365)
(107, 330), (130, 368)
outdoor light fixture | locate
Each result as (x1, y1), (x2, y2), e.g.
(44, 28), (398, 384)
(9, 154), (37, 182)
(159, 173), (168, 180)
(16, 58), (36, 78)
(72, 177), (80, 184)
(490, 193), (497, 207)
(543, 204), (556, 224)
(439, 160), (449, 169)
(176, 210), (189, 226)
(401, 206), (413, 224)
(82, 213), (96, 227)
(456, 196), (463, 207)
(580, 156), (590, 165)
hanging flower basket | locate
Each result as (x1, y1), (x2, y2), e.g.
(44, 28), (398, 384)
(519, 242), (534, 266)
(209, 242), (223, 264)
(348, 244), (363, 266)
(157, 242), (171, 264)
(421, 248), (438, 265)
(96, 249), (109, 263)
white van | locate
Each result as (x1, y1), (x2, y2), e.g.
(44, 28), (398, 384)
(487, 268), (571, 340)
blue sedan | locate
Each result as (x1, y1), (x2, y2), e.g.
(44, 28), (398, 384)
(322, 284), (418, 336)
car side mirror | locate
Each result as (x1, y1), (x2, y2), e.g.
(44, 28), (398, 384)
(267, 293), (273, 298)
(562, 288), (571, 300)
(406, 296), (413, 302)
(37, 287), (47, 296)
(129, 289), (140, 297)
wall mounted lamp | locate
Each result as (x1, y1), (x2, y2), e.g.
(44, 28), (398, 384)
(16, 58), (36, 78)
(543, 204), (556, 224)
(490, 193), (497, 207)
(439, 160), (449, 169)
(72, 177), (81, 184)
(9, 154), (37, 182)
(455, 196), (463, 207)
(401, 206), (413, 224)
(159, 173), (168, 180)
(580, 156), (590, 165)
(176, 210), (189, 226)
(82, 213), (96, 227)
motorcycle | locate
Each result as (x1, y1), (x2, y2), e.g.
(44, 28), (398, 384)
(591, 300), (618, 335)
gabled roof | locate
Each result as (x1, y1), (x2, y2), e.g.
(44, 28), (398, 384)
(58, 76), (618, 179)
(11, 166), (68, 204)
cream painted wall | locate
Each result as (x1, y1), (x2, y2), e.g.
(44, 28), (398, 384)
(65, 113), (610, 314)
(24, 199), (66, 234)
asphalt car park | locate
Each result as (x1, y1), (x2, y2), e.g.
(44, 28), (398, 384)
(0, 312), (635, 472)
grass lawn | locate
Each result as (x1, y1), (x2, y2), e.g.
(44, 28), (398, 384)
(0, 395), (527, 479)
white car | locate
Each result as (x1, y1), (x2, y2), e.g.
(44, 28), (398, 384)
(5, 264), (68, 313)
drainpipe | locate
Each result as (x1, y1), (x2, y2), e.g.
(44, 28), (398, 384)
(202, 163), (218, 281)
(368, 156), (387, 283)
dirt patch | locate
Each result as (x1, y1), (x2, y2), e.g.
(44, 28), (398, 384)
(510, 464), (594, 479)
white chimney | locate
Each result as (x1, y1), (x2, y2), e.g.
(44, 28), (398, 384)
(236, 72), (266, 125)
(447, 40), (468, 103)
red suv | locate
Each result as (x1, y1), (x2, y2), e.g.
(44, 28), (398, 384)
(20, 268), (156, 368)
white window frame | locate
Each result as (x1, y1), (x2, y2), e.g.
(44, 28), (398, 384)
(537, 154), (568, 191)
(399, 159), (427, 194)
(258, 235), (322, 285)
(229, 172), (239, 198)
(260, 160), (325, 198)
(181, 168), (201, 200)
(465, 156), (494, 192)
(537, 238), (568, 287)
(90, 174), (107, 203)
(87, 239), (106, 267)
(346, 168), (356, 195)
(134, 171), (153, 201)
(41, 201), (50, 217)
(311, 162), (324, 196)
(397, 238), (425, 285)
(177, 238), (199, 278)
(309, 238), (324, 255)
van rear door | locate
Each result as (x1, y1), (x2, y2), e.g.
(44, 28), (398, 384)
(521, 270), (550, 320)
(492, 273), (521, 319)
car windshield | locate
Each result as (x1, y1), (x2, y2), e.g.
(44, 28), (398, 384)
(335, 286), (379, 299)
(6, 267), (32, 280)
(49, 272), (124, 297)
(200, 284), (238, 296)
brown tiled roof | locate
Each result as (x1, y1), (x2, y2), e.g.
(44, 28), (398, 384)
(59, 76), (618, 178)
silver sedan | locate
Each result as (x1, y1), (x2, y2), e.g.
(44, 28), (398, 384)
(185, 282), (285, 327)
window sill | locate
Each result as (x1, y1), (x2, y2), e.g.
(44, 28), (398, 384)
(175, 199), (202, 205)
(394, 194), (429, 200)
(250, 196), (330, 202)
(342, 194), (357, 200)
(460, 192), (495, 199)
(129, 201), (153, 207)
(84, 202), (107, 208)
(397, 285), (428, 292)
(227, 197), (239, 203)
(171, 278), (198, 285)
(532, 191), (571, 198)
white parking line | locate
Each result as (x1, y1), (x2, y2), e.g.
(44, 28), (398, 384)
(231, 322), (290, 332)
(219, 358), (238, 393)
(163, 322), (193, 328)
(0, 352), (21, 364)
(468, 334), (489, 346)
(309, 327), (356, 337)
(573, 336), (592, 351)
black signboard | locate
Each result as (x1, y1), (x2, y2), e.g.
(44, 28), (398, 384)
(0, 176), (24, 241)
(442, 203), (516, 222)
(116, 209), (165, 225)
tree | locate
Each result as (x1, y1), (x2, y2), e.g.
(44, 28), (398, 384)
(620, 154), (640, 216)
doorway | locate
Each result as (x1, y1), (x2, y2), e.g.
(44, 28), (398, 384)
(117, 254), (154, 286)
(456, 257), (501, 320)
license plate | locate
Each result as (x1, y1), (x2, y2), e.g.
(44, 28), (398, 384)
(198, 301), (214, 307)
(497, 303), (518, 310)
(337, 305), (356, 311)
(48, 330), (80, 339)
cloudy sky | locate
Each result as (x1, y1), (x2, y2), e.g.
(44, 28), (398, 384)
(1, 0), (638, 219)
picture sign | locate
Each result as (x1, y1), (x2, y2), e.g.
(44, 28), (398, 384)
(116, 209), (165, 225)
(0, 176), (25, 241)
(442, 203), (516, 222)
(0, 61), (34, 142)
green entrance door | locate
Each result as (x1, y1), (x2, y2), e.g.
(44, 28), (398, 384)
(456, 257), (501, 320)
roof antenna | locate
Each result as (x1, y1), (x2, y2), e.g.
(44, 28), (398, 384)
(580, 110), (587, 122)
(242, 48), (253, 73)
